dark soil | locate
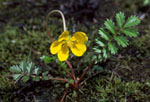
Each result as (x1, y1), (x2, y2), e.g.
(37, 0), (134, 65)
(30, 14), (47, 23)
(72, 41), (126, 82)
(0, 0), (150, 102)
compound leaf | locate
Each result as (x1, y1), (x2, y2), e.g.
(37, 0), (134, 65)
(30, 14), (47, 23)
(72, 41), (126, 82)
(123, 28), (139, 37)
(34, 68), (40, 75)
(114, 36), (129, 47)
(104, 19), (116, 34)
(13, 74), (21, 80)
(116, 12), (125, 28)
(22, 76), (29, 83)
(10, 65), (21, 73)
(98, 28), (110, 41)
(27, 62), (34, 73)
(95, 39), (105, 47)
(20, 61), (26, 72)
(102, 48), (108, 59)
(124, 16), (140, 28)
(108, 43), (118, 54)
(93, 47), (102, 53)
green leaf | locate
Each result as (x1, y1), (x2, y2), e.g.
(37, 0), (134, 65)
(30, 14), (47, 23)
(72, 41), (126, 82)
(22, 76), (29, 83)
(20, 61), (26, 72)
(144, 0), (150, 5)
(98, 54), (103, 62)
(124, 16), (140, 28)
(95, 39), (105, 47)
(13, 74), (21, 80)
(116, 12), (125, 28)
(65, 83), (69, 88)
(122, 28), (139, 37)
(27, 62), (34, 73)
(40, 55), (56, 63)
(34, 68), (40, 75)
(59, 62), (67, 69)
(72, 90), (77, 98)
(114, 36), (129, 47)
(108, 43), (118, 54)
(69, 79), (74, 84)
(10, 65), (21, 73)
(33, 76), (40, 81)
(42, 76), (49, 80)
(98, 28), (110, 40)
(93, 65), (103, 71)
(102, 48), (108, 59)
(93, 47), (102, 53)
(42, 71), (49, 76)
(104, 19), (116, 34)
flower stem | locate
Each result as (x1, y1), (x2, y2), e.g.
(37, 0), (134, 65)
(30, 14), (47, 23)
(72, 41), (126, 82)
(61, 87), (69, 102)
(46, 10), (75, 80)
(53, 78), (69, 83)
(77, 60), (95, 85)
(46, 10), (67, 42)
(65, 60), (76, 80)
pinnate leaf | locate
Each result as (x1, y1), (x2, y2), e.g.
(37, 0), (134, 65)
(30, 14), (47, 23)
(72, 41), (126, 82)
(124, 16), (140, 28)
(98, 28), (110, 40)
(20, 61), (26, 72)
(104, 19), (116, 34)
(108, 43), (118, 54)
(116, 12), (125, 28)
(93, 47), (102, 53)
(123, 28), (139, 37)
(10, 65), (21, 73)
(114, 36), (129, 47)
(13, 74), (21, 80)
(22, 76), (29, 83)
(95, 39), (105, 47)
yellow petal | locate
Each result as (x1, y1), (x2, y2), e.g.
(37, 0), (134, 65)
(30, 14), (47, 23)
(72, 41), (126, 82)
(70, 42), (87, 56)
(50, 41), (63, 54)
(58, 30), (69, 41)
(71, 32), (88, 43)
(58, 44), (69, 61)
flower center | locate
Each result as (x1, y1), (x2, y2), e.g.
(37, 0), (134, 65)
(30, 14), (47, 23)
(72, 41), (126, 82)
(66, 39), (73, 47)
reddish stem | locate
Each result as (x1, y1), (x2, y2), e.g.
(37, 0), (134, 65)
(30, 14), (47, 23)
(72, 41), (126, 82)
(65, 60), (76, 80)
(46, 13), (54, 42)
(77, 60), (95, 85)
(53, 78), (69, 83)
(61, 87), (69, 102)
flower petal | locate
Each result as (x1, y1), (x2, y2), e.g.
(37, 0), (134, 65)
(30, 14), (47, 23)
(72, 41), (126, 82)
(71, 32), (88, 43)
(58, 44), (69, 61)
(50, 41), (63, 54)
(58, 30), (69, 41)
(70, 42), (87, 56)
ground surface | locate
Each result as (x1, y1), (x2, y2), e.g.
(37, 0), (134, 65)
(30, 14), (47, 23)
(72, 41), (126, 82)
(0, 0), (150, 102)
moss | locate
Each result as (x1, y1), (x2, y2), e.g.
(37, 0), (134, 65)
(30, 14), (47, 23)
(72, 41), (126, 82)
(91, 76), (150, 102)
(60, 75), (150, 102)
(0, 22), (62, 67)
(115, 0), (143, 13)
(132, 32), (150, 57)
(0, 71), (13, 90)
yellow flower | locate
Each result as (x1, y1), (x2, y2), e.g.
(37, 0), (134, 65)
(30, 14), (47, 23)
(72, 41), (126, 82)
(50, 30), (88, 61)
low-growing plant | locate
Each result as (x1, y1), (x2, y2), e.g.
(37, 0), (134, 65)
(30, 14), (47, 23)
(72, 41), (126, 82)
(10, 10), (140, 102)
(10, 60), (50, 83)
(93, 12), (140, 62)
